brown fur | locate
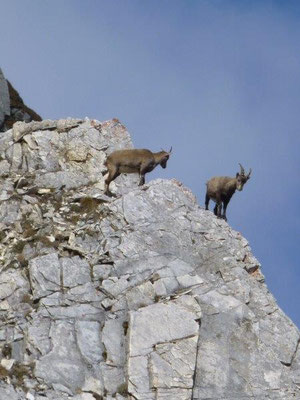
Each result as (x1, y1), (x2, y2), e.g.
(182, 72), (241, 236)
(104, 148), (172, 194)
(205, 164), (251, 221)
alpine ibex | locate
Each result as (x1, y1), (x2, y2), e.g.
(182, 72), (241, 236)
(104, 147), (172, 194)
(205, 163), (252, 221)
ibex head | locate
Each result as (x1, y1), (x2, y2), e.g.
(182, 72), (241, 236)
(236, 163), (252, 191)
(158, 146), (172, 169)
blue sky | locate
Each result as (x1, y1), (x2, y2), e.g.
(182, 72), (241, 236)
(1, 0), (299, 326)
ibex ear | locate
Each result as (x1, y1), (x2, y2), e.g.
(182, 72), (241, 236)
(236, 173), (239, 178)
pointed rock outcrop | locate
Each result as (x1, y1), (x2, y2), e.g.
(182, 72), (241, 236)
(0, 68), (41, 132)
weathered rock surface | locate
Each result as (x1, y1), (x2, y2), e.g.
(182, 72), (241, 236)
(0, 69), (10, 129)
(0, 118), (299, 399)
(0, 68), (41, 132)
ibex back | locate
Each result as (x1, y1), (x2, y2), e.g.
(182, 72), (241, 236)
(104, 147), (172, 195)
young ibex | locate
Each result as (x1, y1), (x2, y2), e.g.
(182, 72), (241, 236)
(104, 147), (172, 195)
(205, 163), (252, 221)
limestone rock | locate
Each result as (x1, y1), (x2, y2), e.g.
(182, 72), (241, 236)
(0, 68), (10, 128)
(0, 68), (42, 132)
(0, 117), (299, 399)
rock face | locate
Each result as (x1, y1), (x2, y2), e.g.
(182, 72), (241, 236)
(0, 69), (42, 132)
(0, 69), (10, 129)
(0, 118), (299, 400)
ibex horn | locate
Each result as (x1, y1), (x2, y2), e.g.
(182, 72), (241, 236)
(169, 146), (172, 153)
(238, 163), (245, 175)
(247, 168), (252, 178)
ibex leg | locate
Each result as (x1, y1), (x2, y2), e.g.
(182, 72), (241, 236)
(205, 194), (210, 210)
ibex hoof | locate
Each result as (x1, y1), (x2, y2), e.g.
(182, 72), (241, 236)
(105, 190), (116, 198)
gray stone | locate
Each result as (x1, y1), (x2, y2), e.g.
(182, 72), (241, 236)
(100, 363), (126, 394)
(27, 316), (51, 356)
(29, 253), (61, 299)
(81, 376), (104, 396)
(127, 355), (154, 399)
(0, 68), (10, 127)
(126, 281), (155, 310)
(0, 159), (10, 176)
(0, 385), (19, 400)
(149, 336), (198, 388)
(102, 318), (125, 366)
(10, 142), (23, 172)
(0, 271), (18, 299)
(35, 321), (87, 394)
(128, 300), (200, 357)
(34, 170), (92, 190)
(76, 320), (103, 364)
(128, 297), (201, 398)
(61, 256), (91, 287)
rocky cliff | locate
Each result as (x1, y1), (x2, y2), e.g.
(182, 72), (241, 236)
(0, 69), (42, 132)
(0, 118), (299, 400)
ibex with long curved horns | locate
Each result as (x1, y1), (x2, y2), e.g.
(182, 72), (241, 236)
(205, 163), (252, 221)
(104, 147), (172, 195)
